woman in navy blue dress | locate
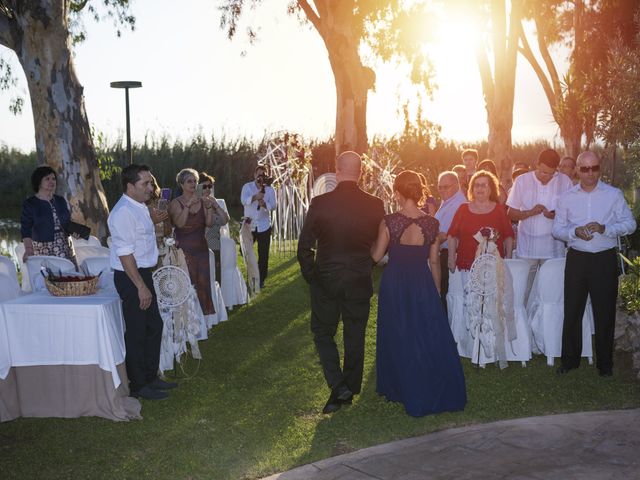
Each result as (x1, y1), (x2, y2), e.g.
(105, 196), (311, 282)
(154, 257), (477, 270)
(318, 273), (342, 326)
(371, 170), (466, 417)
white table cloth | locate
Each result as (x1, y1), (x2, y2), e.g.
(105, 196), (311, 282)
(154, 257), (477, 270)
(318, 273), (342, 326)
(0, 289), (126, 389)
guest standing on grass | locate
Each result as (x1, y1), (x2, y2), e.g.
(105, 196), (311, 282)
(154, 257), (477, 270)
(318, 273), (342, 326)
(371, 170), (466, 417)
(507, 149), (573, 302)
(241, 165), (276, 289)
(170, 168), (217, 323)
(200, 172), (229, 286)
(109, 164), (177, 401)
(552, 151), (636, 377)
(297, 151), (384, 414)
(434, 171), (467, 314)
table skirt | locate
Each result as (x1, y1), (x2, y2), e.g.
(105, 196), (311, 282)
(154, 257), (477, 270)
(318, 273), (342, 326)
(0, 363), (141, 422)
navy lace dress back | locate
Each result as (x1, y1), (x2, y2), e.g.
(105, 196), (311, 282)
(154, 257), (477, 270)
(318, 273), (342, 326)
(376, 212), (467, 416)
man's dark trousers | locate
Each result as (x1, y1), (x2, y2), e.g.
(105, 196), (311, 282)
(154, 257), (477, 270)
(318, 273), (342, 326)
(252, 227), (271, 286)
(114, 268), (163, 393)
(310, 282), (370, 394)
(562, 248), (618, 372)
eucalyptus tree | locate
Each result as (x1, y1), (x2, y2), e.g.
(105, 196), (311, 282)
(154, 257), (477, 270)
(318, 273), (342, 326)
(450, 0), (524, 184)
(517, 0), (639, 158)
(220, 0), (434, 157)
(0, 0), (134, 238)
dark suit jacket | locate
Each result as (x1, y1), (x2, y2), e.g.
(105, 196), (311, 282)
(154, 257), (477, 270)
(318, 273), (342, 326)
(297, 181), (385, 300)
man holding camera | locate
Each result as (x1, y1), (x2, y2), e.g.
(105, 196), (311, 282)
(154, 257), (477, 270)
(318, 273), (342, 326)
(241, 165), (276, 289)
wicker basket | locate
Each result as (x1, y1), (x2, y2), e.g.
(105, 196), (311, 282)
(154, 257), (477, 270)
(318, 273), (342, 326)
(45, 276), (99, 297)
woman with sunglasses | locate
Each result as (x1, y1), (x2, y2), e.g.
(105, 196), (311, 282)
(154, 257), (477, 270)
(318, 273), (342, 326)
(169, 168), (217, 322)
(199, 172), (229, 286)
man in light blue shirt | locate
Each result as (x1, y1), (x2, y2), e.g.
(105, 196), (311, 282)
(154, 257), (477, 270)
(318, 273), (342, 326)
(241, 165), (276, 288)
(553, 151), (636, 377)
(434, 171), (467, 313)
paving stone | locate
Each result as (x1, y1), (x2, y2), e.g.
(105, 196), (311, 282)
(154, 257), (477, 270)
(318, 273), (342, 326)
(261, 410), (640, 480)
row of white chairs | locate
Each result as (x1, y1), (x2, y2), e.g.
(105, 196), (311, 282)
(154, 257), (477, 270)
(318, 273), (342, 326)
(447, 257), (594, 367)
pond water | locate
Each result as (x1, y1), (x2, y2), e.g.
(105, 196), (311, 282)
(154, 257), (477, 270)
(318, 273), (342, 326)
(0, 218), (22, 267)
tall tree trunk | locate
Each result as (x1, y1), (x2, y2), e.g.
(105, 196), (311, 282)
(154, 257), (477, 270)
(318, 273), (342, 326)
(326, 39), (374, 156)
(5, 1), (109, 239)
(300, 1), (374, 156)
(476, 0), (522, 185)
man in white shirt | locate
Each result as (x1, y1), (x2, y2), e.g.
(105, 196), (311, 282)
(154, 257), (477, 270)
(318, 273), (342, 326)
(434, 171), (467, 313)
(108, 164), (177, 400)
(507, 149), (574, 301)
(552, 151), (636, 377)
(241, 165), (276, 289)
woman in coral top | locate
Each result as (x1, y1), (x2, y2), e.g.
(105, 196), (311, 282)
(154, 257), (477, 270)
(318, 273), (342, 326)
(447, 171), (514, 272)
(446, 171), (514, 364)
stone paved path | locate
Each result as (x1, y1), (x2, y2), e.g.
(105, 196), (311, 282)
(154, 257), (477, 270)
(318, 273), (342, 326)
(261, 409), (640, 479)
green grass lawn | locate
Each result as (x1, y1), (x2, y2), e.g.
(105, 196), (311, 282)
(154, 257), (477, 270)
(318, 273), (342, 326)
(1, 252), (639, 480)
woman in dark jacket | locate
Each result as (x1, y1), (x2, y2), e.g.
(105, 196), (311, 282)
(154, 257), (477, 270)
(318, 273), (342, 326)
(20, 166), (76, 264)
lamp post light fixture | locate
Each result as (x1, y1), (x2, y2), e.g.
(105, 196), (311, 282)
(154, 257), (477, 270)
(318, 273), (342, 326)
(110, 81), (142, 165)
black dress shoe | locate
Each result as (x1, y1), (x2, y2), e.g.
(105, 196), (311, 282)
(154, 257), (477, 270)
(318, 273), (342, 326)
(147, 378), (178, 390)
(599, 369), (613, 377)
(334, 385), (353, 402)
(131, 386), (169, 400)
(322, 397), (342, 414)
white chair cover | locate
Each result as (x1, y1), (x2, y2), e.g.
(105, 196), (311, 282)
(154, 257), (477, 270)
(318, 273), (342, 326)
(14, 243), (29, 291)
(81, 256), (114, 290)
(0, 256), (20, 302)
(528, 257), (593, 366)
(446, 268), (465, 343)
(74, 245), (110, 266)
(207, 250), (228, 327)
(448, 266), (520, 367)
(26, 255), (76, 292)
(71, 235), (101, 248)
(219, 236), (248, 309)
(504, 259), (532, 362)
(106, 236), (112, 248)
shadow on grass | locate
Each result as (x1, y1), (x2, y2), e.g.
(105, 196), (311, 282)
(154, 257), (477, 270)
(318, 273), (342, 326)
(1, 256), (640, 480)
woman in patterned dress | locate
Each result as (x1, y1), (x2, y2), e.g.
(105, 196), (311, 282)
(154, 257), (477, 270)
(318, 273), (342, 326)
(169, 168), (217, 320)
(20, 166), (76, 265)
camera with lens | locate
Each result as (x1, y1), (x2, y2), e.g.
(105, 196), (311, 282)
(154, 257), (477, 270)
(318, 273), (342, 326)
(256, 174), (273, 189)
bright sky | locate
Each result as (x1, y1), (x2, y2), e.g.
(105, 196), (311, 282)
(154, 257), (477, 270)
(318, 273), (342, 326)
(0, 0), (564, 153)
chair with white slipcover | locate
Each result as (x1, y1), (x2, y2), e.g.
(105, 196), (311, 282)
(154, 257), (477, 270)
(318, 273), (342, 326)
(207, 249), (228, 327)
(81, 256), (114, 290)
(504, 259), (533, 365)
(74, 245), (110, 266)
(528, 257), (593, 366)
(219, 236), (248, 309)
(71, 235), (101, 248)
(26, 255), (76, 292)
(0, 256), (21, 301)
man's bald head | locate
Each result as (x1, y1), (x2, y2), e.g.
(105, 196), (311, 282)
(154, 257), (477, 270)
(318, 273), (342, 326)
(335, 151), (362, 182)
(576, 150), (599, 166)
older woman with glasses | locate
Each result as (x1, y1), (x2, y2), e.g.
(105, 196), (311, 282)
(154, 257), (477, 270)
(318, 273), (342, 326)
(169, 168), (217, 322)
(446, 170), (514, 365)
(199, 171), (229, 285)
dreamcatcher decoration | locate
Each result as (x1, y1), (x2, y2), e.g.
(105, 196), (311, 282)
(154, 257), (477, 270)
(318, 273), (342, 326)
(361, 143), (402, 212)
(154, 239), (202, 374)
(256, 132), (313, 256)
(464, 227), (515, 369)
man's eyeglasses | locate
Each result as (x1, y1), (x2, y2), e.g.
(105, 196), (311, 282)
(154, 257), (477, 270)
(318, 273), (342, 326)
(437, 184), (455, 190)
(578, 165), (600, 173)
(201, 184), (213, 190)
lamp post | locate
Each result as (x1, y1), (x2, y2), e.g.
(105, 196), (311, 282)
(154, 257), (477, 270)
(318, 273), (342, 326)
(110, 81), (142, 165)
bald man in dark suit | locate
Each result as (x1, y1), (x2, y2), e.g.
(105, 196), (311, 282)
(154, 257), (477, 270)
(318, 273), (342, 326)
(298, 151), (385, 414)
